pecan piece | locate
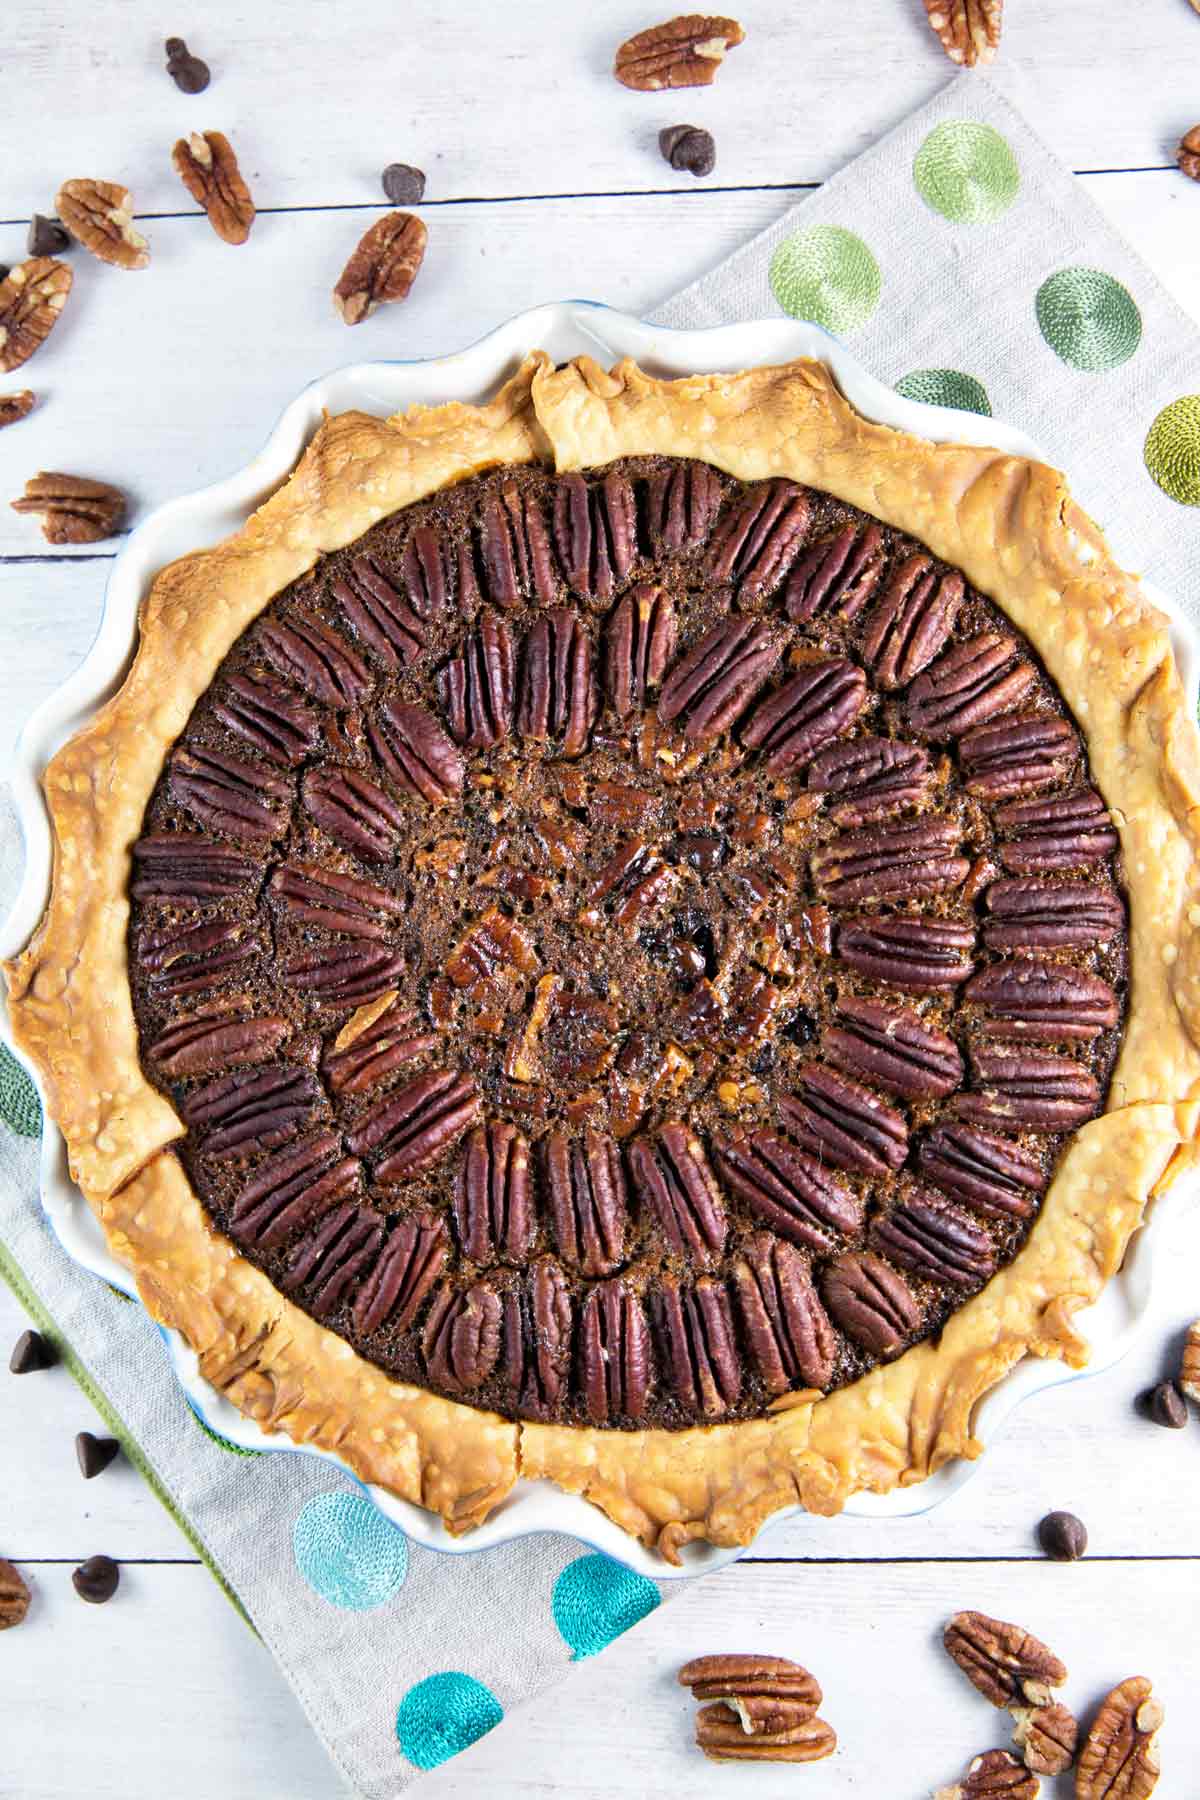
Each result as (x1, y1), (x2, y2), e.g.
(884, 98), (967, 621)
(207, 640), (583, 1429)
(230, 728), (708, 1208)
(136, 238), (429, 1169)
(966, 959), (1120, 1041)
(703, 479), (810, 604)
(213, 671), (321, 766)
(604, 583), (676, 719)
(934, 1749), (1039, 1800)
(1076, 1677), (1161, 1800)
(808, 734), (933, 823)
(1011, 1701), (1079, 1778)
(399, 526), (449, 619)
(960, 712), (1078, 800)
(645, 461), (723, 556)
(954, 1047), (1100, 1131)
(741, 656), (866, 775)
(323, 995), (437, 1094)
(479, 482), (557, 607)
(983, 878), (1124, 952)
(147, 1011), (289, 1078)
(10, 471), (125, 544)
(552, 472), (637, 603)
(181, 1064), (322, 1159)
(302, 765), (405, 860)
(658, 615), (784, 741)
(869, 1190), (996, 1288)
(0, 259), (72, 373)
(331, 554), (427, 668)
(285, 1202), (384, 1318)
(169, 744), (290, 843)
(367, 698), (463, 803)
(861, 555), (962, 689)
(906, 633), (1034, 740)
(517, 608), (597, 756)
(284, 941), (406, 1007)
(944, 1611), (1067, 1708)
(172, 130), (255, 244)
(786, 521), (885, 623)
(256, 609), (371, 708)
(614, 14), (745, 89)
(731, 1232), (836, 1394)
(837, 914), (975, 991)
(446, 906), (537, 991)
(453, 1122), (534, 1265)
(0, 390), (35, 428)
(811, 816), (969, 903)
(230, 1130), (362, 1249)
(544, 1129), (629, 1275)
(501, 1258), (573, 1420)
(439, 611), (515, 749)
(346, 1067), (481, 1182)
(628, 1122), (727, 1264)
(823, 995), (963, 1099)
(354, 1209), (448, 1335)
(579, 839), (675, 931)
(714, 1128), (862, 1253)
(919, 1122), (1047, 1219)
(56, 179), (149, 269)
(138, 918), (259, 997)
(779, 1064), (908, 1177)
(130, 833), (257, 903)
(334, 211), (427, 323)
(995, 788), (1119, 874)
(924, 0), (1003, 68)
(423, 1281), (502, 1393)
(269, 860), (403, 939)
(579, 1279), (652, 1423)
(822, 1250), (920, 1357)
(651, 1275), (741, 1419)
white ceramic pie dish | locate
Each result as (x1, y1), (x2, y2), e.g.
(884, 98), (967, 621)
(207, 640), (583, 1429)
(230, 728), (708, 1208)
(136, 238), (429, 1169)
(3, 301), (1197, 1580)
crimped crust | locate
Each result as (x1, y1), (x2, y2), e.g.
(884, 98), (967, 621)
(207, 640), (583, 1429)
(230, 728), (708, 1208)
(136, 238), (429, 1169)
(7, 353), (1200, 1558)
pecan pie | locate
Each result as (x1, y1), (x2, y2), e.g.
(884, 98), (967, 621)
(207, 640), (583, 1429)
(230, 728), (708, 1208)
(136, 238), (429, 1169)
(8, 355), (1200, 1560)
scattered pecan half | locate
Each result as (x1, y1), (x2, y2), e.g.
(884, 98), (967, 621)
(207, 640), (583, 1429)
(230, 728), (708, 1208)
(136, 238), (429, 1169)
(501, 1258), (573, 1419)
(741, 656), (866, 775)
(454, 1121), (534, 1265)
(130, 833), (257, 903)
(1075, 1677), (1162, 1800)
(652, 1274), (741, 1418)
(861, 554), (962, 689)
(837, 914), (975, 992)
(822, 995), (963, 1099)
(731, 1231), (836, 1393)
(703, 479), (810, 605)
(334, 211), (427, 324)
(994, 788), (1118, 874)
(614, 14), (745, 90)
(645, 461), (723, 556)
(0, 259), (72, 374)
(230, 1131), (361, 1249)
(906, 632), (1034, 740)
(629, 1122), (727, 1264)
(959, 713), (1078, 801)
(982, 878), (1124, 953)
(353, 1208), (448, 1334)
(808, 733), (933, 824)
(181, 1063), (322, 1159)
(786, 521), (885, 623)
(55, 178), (150, 269)
(332, 554), (428, 667)
(678, 1653), (822, 1728)
(918, 1121), (1047, 1219)
(869, 1189), (996, 1289)
(0, 390), (35, 429)
(954, 1047), (1100, 1132)
(346, 1068), (481, 1183)
(0, 1560), (31, 1630)
(714, 1127), (862, 1253)
(423, 1281), (502, 1393)
(924, 0), (1003, 68)
(696, 1701), (835, 1763)
(658, 615), (784, 741)
(779, 1064), (908, 1177)
(579, 1279), (652, 1423)
(553, 471), (637, 603)
(172, 130), (255, 244)
(544, 1129), (629, 1275)
(1011, 1700), (1079, 1777)
(1178, 125), (1200, 182)
(966, 959), (1120, 1041)
(286, 1202), (385, 1319)
(1180, 1318), (1200, 1403)
(11, 472), (125, 544)
(934, 1749), (1038, 1800)
(943, 1611), (1067, 1709)
(811, 816), (969, 904)
(822, 1250), (921, 1358)
(605, 583), (677, 719)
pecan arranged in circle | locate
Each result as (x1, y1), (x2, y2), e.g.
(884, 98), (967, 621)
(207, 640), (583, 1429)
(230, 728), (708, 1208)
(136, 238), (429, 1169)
(181, 1063), (324, 1159)
(347, 1068), (481, 1184)
(869, 1189), (996, 1288)
(1075, 1676), (1162, 1800)
(579, 1279), (652, 1422)
(731, 1232), (836, 1393)
(822, 1250), (921, 1357)
(0, 258), (73, 374)
(658, 615), (784, 741)
(982, 877), (1124, 952)
(454, 1122), (534, 1265)
(332, 554), (428, 668)
(837, 914), (976, 991)
(439, 610), (515, 748)
(353, 1208), (448, 1335)
(645, 461), (723, 556)
(629, 1122), (726, 1264)
(172, 130), (255, 244)
(169, 745), (291, 844)
(230, 1131), (362, 1250)
(960, 712), (1079, 800)
(906, 632), (1034, 739)
(861, 553), (962, 688)
(501, 1259), (573, 1420)
(334, 211), (427, 324)
(954, 1047), (1100, 1132)
(303, 765), (406, 861)
(56, 178), (149, 269)
(544, 1129), (629, 1275)
(779, 1064), (908, 1177)
(131, 833), (258, 903)
(966, 958), (1120, 1041)
(257, 609), (372, 709)
(613, 14), (745, 89)
(270, 861), (405, 939)
(322, 995), (437, 1095)
(652, 1274), (741, 1418)
(994, 787), (1118, 873)
(703, 479), (810, 605)
(367, 698), (464, 802)
(285, 1203), (384, 1319)
(423, 1280), (502, 1393)
(480, 483), (557, 607)
(553, 471), (637, 603)
(714, 1127), (862, 1253)
(399, 527), (450, 619)
(604, 583), (677, 719)
(284, 941), (406, 1008)
(786, 521), (885, 623)
(10, 471), (125, 544)
(138, 917), (261, 997)
(822, 995), (964, 1099)
(214, 672), (322, 766)
(148, 1010), (290, 1078)
(517, 608), (597, 756)
(919, 1122), (1047, 1219)
(811, 816), (969, 904)
(944, 1610), (1068, 1709)
(808, 733), (933, 824)
(740, 656), (866, 775)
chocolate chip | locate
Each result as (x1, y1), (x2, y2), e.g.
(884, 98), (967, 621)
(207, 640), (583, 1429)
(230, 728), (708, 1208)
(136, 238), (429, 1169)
(1140, 1380), (1188, 1428)
(381, 163), (427, 205)
(0, 266), (9, 284)
(26, 215), (69, 257)
(658, 124), (716, 177)
(75, 1431), (121, 1480)
(9, 1329), (56, 1375)
(164, 36), (211, 94)
(1037, 1510), (1087, 1561)
(72, 1555), (119, 1605)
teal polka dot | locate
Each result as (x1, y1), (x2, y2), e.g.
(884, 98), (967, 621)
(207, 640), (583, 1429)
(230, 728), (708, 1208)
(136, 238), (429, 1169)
(396, 1672), (503, 1770)
(1036, 269), (1141, 372)
(293, 1490), (408, 1610)
(768, 225), (882, 336)
(913, 121), (1020, 224)
(895, 368), (992, 416)
(551, 1553), (660, 1661)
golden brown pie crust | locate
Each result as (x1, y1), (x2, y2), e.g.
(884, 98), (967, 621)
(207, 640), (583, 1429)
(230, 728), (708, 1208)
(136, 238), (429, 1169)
(7, 353), (1200, 1559)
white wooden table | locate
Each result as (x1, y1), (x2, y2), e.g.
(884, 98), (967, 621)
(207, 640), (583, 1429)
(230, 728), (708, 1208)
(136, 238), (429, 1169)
(4, 5), (1200, 1795)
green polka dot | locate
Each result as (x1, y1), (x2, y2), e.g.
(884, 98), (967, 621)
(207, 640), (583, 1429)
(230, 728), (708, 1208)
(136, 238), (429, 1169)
(552, 1552), (660, 1661)
(1145, 395), (1200, 505)
(895, 368), (992, 416)
(396, 1672), (503, 1770)
(913, 121), (1020, 224)
(0, 1042), (41, 1137)
(1036, 269), (1141, 372)
(768, 225), (881, 336)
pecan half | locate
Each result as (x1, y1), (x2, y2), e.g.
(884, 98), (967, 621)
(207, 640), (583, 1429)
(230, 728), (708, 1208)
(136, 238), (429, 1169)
(181, 1064), (322, 1159)
(822, 1250), (920, 1357)
(302, 765), (405, 860)
(501, 1259), (573, 1420)
(453, 1122), (534, 1265)
(0, 390), (35, 429)
(823, 995), (963, 1099)
(1076, 1677), (1161, 1800)
(579, 1279), (652, 1423)
(695, 1704), (836, 1763)
(479, 481), (558, 607)
(604, 584), (677, 719)
(869, 1190), (996, 1288)
(780, 1064), (908, 1177)
(614, 14), (745, 89)
(703, 479), (810, 604)
(786, 521), (885, 623)
(230, 1130), (362, 1249)
(652, 1275), (741, 1419)
(645, 461), (724, 556)
(0, 259), (72, 373)
(629, 1123), (726, 1263)
(284, 941), (406, 1008)
(943, 1611), (1068, 1708)
(147, 1011), (289, 1078)
(517, 608), (597, 756)
(960, 713), (1078, 801)
(10, 472), (125, 544)
(658, 615), (784, 740)
(1011, 1701), (1079, 1778)
(1181, 1319), (1200, 1403)
(731, 1231), (836, 1393)
(172, 130), (255, 243)
(323, 995), (437, 1094)
(138, 918), (260, 996)
(269, 860), (404, 939)
(714, 1128), (862, 1253)
(130, 833), (257, 903)
(838, 914), (975, 991)
(0, 1559), (31, 1630)
(353, 1208), (448, 1335)
(169, 744), (290, 843)
(346, 1067), (481, 1182)
(954, 1046), (1100, 1131)
(679, 1655), (822, 1735)
(439, 611), (515, 749)
(544, 1129), (629, 1275)
(332, 554), (427, 668)
(811, 816), (969, 903)
(334, 211), (427, 323)
(740, 656), (866, 775)
(982, 877), (1124, 953)
(423, 1281), (502, 1393)
(924, 0), (1003, 68)
(399, 526), (449, 619)
(919, 1122), (1047, 1219)
(906, 633), (1034, 740)
(966, 959), (1120, 1041)
(256, 609), (371, 709)
(285, 1202), (384, 1318)
(861, 555), (962, 688)
(56, 179), (149, 269)
(995, 788), (1119, 874)
(808, 734), (934, 824)
(934, 1749), (1038, 1800)
(367, 698), (463, 803)
(552, 472), (637, 603)
(213, 672), (322, 766)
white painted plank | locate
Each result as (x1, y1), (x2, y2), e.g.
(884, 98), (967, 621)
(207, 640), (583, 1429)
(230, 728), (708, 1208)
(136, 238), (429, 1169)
(0, 561), (106, 780)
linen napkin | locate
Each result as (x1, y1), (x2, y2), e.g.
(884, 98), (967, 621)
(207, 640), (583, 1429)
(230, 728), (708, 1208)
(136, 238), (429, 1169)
(4, 71), (1200, 1800)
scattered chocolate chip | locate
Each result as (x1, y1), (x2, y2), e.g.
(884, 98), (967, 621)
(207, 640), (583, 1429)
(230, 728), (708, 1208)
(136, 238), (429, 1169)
(658, 124), (716, 177)
(1037, 1509), (1087, 1561)
(0, 1558), (31, 1629)
(72, 1555), (120, 1605)
(9, 1328), (56, 1374)
(1140, 1379), (1188, 1428)
(381, 163), (427, 205)
(164, 36), (211, 94)
(75, 1431), (121, 1480)
(26, 214), (69, 257)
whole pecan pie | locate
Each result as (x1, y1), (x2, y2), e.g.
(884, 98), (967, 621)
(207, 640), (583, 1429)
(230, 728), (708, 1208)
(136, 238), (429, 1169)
(8, 354), (1200, 1560)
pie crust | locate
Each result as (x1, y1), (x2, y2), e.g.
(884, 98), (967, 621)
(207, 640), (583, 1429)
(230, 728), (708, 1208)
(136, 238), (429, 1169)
(7, 352), (1200, 1559)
